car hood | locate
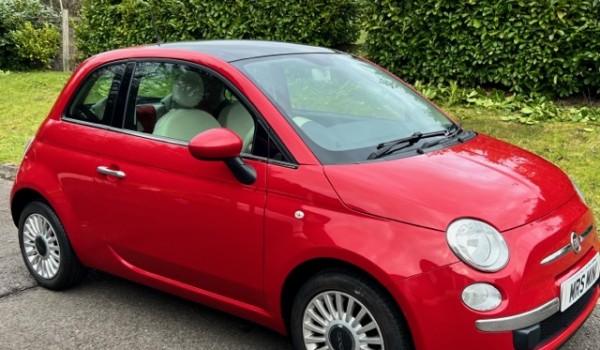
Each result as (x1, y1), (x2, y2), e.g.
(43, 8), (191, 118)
(324, 134), (574, 232)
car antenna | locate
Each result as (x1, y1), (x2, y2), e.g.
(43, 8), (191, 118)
(149, 0), (162, 46)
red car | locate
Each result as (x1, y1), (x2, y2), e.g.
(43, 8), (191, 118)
(10, 41), (599, 350)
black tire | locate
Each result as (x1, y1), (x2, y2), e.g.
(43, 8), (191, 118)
(18, 201), (87, 290)
(290, 269), (414, 350)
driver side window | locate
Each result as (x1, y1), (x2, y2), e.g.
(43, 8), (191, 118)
(65, 64), (125, 125)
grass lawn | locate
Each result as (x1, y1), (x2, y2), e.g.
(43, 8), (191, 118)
(0, 72), (598, 219)
(0, 71), (71, 165)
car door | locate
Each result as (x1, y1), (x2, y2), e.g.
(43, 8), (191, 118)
(50, 62), (125, 257)
(93, 61), (267, 307)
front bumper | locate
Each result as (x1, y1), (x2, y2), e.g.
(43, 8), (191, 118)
(475, 284), (598, 350)
(391, 197), (599, 350)
(394, 259), (599, 350)
(511, 285), (598, 350)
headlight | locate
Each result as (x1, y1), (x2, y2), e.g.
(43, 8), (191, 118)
(570, 178), (587, 204)
(446, 219), (509, 272)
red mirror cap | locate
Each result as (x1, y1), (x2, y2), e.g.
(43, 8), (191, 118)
(188, 128), (243, 160)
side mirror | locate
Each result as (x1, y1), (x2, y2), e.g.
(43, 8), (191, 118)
(188, 128), (257, 185)
(189, 128), (242, 160)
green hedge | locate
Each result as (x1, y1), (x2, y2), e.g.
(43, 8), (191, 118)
(0, 0), (60, 70)
(364, 0), (600, 97)
(75, 0), (361, 58)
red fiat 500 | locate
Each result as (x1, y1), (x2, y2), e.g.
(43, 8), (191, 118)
(10, 41), (599, 350)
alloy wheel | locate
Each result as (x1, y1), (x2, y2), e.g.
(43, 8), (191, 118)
(22, 213), (61, 279)
(303, 290), (384, 350)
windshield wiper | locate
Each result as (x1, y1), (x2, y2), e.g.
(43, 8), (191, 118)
(367, 129), (449, 160)
(416, 125), (464, 154)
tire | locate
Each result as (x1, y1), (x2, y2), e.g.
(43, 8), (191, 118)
(18, 201), (87, 290)
(290, 269), (414, 350)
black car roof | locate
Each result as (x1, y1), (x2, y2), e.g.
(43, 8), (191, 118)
(150, 40), (337, 62)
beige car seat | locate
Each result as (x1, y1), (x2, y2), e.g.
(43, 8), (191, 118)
(218, 101), (255, 153)
(153, 71), (220, 142)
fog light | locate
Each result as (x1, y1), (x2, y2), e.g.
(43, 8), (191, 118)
(462, 283), (502, 311)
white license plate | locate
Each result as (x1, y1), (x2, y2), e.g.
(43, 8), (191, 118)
(560, 253), (600, 312)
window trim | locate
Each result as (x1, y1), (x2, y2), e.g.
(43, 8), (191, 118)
(63, 123), (298, 169)
(111, 62), (136, 130)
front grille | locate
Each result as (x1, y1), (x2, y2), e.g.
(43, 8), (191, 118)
(538, 286), (595, 344)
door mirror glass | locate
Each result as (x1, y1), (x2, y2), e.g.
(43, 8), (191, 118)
(188, 128), (242, 160)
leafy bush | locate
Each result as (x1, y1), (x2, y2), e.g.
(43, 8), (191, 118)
(0, 0), (59, 70)
(75, 0), (361, 58)
(364, 0), (600, 97)
(9, 22), (60, 69)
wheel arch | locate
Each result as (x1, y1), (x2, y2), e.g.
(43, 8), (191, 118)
(11, 187), (50, 226)
(10, 179), (94, 266)
(280, 257), (413, 340)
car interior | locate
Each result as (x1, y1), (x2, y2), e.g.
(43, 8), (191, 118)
(152, 71), (221, 142)
(134, 66), (256, 152)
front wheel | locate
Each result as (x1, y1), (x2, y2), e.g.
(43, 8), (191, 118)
(18, 201), (87, 290)
(290, 269), (413, 350)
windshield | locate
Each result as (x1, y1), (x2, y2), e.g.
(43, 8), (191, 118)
(233, 53), (456, 164)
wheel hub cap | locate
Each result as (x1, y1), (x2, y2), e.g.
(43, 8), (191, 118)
(328, 324), (355, 350)
(22, 214), (61, 279)
(34, 236), (47, 257)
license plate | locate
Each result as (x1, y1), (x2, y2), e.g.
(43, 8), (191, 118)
(560, 253), (600, 312)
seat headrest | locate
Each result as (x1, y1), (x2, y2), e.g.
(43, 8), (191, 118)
(172, 71), (204, 108)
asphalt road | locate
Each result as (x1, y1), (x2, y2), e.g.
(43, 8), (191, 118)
(0, 177), (598, 350)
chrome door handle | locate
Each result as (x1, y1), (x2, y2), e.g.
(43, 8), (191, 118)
(97, 166), (126, 179)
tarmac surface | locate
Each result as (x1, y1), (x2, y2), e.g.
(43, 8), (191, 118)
(0, 177), (598, 349)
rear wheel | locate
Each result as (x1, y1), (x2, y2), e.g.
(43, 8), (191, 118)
(290, 269), (413, 350)
(18, 201), (87, 290)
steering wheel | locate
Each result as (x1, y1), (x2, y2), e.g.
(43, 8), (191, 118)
(74, 105), (101, 122)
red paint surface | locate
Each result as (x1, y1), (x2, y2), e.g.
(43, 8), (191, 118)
(189, 128), (243, 160)
(10, 43), (599, 349)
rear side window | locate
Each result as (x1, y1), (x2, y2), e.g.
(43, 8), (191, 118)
(65, 64), (126, 125)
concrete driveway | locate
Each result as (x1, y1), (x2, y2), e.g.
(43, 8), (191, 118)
(0, 178), (598, 349)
